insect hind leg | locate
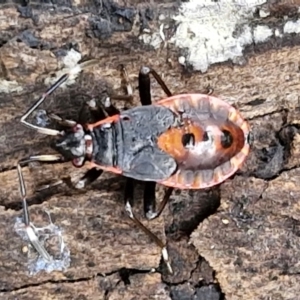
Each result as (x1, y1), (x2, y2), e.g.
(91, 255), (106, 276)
(144, 185), (173, 221)
(124, 178), (173, 274)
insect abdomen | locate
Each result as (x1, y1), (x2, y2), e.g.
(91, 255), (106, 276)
(156, 94), (250, 189)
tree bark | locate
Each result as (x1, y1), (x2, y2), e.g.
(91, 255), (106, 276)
(1, 0), (300, 299)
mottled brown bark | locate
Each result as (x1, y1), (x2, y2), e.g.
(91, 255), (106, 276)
(1, 0), (300, 299)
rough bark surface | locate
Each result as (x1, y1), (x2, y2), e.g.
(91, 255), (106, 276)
(1, 0), (300, 299)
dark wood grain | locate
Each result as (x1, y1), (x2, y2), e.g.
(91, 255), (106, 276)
(1, 0), (300, 299)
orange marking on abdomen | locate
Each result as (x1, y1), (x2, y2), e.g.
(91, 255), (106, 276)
(157, 123), (206, 163)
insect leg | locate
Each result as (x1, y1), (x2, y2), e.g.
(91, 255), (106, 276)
(143, 182), (156, 216)
(104, 65), (134, 115)
(138, 66), (172, 105)
(73, 168), (104, 190)
(139, 66), (213, 96)
(17, 154), (63, 261)
(78, 90), (128, 124)
(37, 167), (104, 192)
(47, 113), (77, 128)
(109, 64), (133, 102)
(81, 64), (133, 121)
(78, 97), (107, 124)
(144, 187), (174, 220)
(21, 59), (99, 136)
(124, 178), (173, 274)
(99, 95), (121, 116)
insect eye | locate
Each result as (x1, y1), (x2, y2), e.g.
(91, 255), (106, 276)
(182, 133), (195, 148)
(221, 129), (233, 148)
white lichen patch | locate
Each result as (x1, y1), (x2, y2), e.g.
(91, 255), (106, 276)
(168, 1), (300, 72)
(274, 29), (282, 38)
(253, 25), (273, 43)
(0, 49), (82, 95)
(0, 79), (23, 94)
(170, 0), (268, 72)
(284, 19), (300, 34)
(258, 8), (270, 18)
(62, 48), (82, 69)
(44, 49), (82, 88)
(139, 30), (165, 49)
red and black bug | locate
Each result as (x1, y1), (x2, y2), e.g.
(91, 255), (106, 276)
(17, 60), (250, 274)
